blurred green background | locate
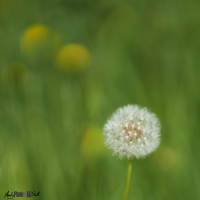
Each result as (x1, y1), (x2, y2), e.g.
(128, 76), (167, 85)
(0, 0), (200, 199)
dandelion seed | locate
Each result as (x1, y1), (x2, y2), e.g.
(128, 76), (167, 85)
(103, 104), (161, 159)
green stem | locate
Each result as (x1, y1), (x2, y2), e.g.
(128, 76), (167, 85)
(123, 159), (132, 200)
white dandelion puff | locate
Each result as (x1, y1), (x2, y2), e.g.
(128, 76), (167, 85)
(103, 104), (161, 159)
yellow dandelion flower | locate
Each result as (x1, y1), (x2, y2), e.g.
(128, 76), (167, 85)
(106, 6), (137, 34)
(20, 24), (59, 55)
(110, 6), (136, 24)
(151, 147), (182, 172)
(1, 61), (27, 88)
(81, 127), (107, 159)
(56, 44), (91, 72)
(0, 0), (13, 17)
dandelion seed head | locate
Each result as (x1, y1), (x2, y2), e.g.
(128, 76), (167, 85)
(103, 104), (161, 159)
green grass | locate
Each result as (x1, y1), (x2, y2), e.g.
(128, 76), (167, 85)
(0, 0), (200, 199)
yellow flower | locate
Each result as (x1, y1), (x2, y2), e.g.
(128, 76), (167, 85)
(56, 44), (91, 72)
(20, 24), (59, 55)
(1, 61), (27, 88)
(0, 0), (13, 18)
(108, 6), (137, 26)
(151, 147), (182, 172)
(103, 6), (137, 36)
(81, 127), (107, 159)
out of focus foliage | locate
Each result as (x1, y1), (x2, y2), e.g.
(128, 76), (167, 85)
(0, 0), (200, 200)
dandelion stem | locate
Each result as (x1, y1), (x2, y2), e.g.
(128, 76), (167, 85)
(123, 159), (132, 200)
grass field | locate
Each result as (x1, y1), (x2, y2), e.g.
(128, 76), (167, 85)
(0, 0), (200, 199)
